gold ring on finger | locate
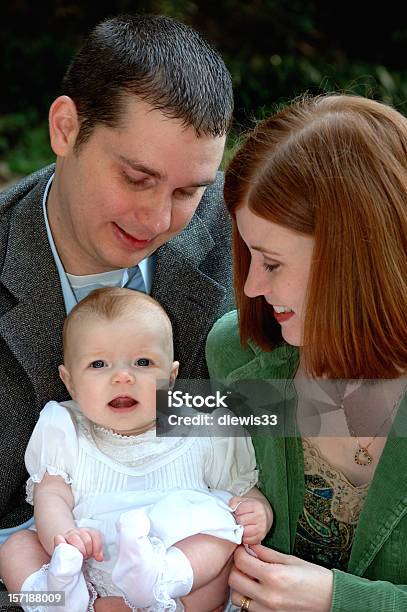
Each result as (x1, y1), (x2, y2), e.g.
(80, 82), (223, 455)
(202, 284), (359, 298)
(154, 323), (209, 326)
(240, 595), (252, 611)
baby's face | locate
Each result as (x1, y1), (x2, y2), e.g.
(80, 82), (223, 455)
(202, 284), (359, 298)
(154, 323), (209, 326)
(59, 314), (178, 435)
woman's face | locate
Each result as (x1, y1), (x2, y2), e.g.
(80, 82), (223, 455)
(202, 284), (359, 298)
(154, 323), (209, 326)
(236, 205), (314, 346)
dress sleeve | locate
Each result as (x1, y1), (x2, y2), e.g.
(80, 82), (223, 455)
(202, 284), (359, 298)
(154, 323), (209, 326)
(25, 401), (79, 505)
(204, 409), (258, 496)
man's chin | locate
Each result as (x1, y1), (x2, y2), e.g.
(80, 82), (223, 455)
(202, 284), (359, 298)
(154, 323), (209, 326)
(105, 244), (157, 269)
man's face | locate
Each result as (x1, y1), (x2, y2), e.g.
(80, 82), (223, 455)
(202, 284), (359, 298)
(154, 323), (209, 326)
(48, 98), (226, 274)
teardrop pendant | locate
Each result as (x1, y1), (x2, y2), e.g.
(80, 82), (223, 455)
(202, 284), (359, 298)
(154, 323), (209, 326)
(354, 447), (373, 466)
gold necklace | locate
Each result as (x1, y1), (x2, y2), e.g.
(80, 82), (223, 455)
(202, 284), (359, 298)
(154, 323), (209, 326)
(335, 382), (406, 466)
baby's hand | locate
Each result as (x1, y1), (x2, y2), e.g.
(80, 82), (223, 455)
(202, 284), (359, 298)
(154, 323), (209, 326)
(54, 528), (104, 561)
(229, 496), (273, 545)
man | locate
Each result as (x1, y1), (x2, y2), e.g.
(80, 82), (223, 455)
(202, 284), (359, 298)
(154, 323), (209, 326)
(0, 14), (234, 610)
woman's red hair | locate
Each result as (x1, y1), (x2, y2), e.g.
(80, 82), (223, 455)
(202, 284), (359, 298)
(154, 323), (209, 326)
(225, 95), (407, 378)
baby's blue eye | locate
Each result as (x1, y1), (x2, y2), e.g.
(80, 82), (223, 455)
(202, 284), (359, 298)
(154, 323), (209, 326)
(90, 360), (105, 368)
(136, 358), (151, 367)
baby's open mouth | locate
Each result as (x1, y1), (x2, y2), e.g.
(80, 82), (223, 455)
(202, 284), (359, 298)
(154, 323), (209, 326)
(109, 397), (138, 409)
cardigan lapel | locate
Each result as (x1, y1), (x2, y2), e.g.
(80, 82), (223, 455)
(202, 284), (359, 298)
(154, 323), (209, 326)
(225, 345), (304, 553)
(348, 394), (407, 575)
(0, 176), (67, 408)
(152, 213), (228, 378)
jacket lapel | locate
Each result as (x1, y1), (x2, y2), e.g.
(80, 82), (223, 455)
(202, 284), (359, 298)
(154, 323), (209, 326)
(348, 394), (407, 575)
(152, 213), (227, 378)
(0, 176), (67, 408)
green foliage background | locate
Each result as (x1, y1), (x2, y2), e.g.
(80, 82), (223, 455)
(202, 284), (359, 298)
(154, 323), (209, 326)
(1, 0), (406, 176)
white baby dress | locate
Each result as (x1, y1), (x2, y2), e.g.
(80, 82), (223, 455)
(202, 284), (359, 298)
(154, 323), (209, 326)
(25, 400), (258, 601)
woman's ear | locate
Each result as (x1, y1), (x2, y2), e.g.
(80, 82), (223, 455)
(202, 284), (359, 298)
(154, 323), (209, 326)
(49, 95), (80, 157)
(58, 364), (76, 399)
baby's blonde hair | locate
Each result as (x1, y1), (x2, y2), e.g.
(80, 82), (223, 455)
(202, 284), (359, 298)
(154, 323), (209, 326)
(63, 287), (174, 362)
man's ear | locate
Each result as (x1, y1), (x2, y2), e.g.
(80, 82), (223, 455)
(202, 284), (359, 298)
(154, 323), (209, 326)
(169, 361), (179, 389)
(49, 95), (80, 157)
(58, 364), (76, 399)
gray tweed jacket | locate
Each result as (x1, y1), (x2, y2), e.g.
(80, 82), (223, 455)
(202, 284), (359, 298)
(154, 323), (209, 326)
(0, 165), (234, 529)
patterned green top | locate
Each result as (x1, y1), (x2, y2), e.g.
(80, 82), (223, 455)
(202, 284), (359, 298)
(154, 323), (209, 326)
(293, 439), (369, 570)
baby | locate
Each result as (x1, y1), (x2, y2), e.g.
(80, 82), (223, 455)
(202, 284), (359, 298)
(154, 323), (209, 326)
(0, 288), (272, 611)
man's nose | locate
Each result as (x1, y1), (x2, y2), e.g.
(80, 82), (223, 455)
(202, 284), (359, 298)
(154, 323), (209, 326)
(111, 369), (135, 384)
(137, 194), (172, 235)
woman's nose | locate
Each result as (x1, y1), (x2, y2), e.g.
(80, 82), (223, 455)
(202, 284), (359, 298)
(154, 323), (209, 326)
(244, 260), (268, 298)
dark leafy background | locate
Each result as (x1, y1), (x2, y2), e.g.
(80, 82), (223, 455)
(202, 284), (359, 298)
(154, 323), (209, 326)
(1, 0), (406, 180)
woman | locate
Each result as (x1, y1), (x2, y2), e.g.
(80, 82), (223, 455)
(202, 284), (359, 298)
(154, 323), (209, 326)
(206, 95), (407, 611)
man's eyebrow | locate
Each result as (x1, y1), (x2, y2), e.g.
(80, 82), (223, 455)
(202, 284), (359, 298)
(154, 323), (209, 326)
(252, 246), (281, 257)
(119, 155), (215, 187)
(119, 156), (164, 180)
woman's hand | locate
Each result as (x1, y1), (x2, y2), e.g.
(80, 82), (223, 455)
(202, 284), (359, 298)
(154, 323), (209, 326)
(54, 527), (103, 561)
(229, 496), (273, 545)
(229, 544), (333, 611)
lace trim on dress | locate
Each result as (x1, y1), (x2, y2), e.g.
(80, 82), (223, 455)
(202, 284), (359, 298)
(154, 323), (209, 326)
(81, 564), (105, 612)
(84, 564), (122, 599)
(86, 580), (98, 612)
(92, 424), (158, 445)
(234, 477), (259, 498)
(26, 467), (73, 505)
(302, 438), (369, 524)
(65, 402), (192, 468)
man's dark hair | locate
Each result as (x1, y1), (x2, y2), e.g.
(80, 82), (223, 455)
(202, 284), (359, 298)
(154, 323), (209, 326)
(62, 14), (233, 147)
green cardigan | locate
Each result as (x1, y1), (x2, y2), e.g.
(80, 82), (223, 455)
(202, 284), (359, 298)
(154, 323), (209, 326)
(206, 311), (407, 612)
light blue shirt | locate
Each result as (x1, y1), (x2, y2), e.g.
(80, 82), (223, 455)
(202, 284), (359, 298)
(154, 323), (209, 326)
(0, 516), (35, 546)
